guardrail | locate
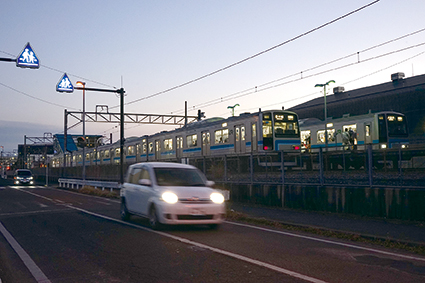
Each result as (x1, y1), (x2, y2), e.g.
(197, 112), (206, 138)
(57, 178), (230, 200)
(58, 178), (121, 192)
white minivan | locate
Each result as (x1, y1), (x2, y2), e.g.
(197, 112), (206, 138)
(120, 162), (226, 229)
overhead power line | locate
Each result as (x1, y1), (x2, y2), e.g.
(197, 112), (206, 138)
(113, 0), (380, 109)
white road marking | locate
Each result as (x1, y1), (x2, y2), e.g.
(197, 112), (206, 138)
(67, 206), (328, 283)
(14, 188), (425, 281)
(14, 188), (328, 283)
(226, 221), (425, 262)
(37, 202), (48, 208)
(0, 222), (51, 283)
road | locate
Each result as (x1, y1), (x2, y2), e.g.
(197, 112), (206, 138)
(0, 179), (424, 282)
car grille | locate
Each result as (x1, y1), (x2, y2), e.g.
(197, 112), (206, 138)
(179, 198), (212, 204)
(177, 215), (214, 220)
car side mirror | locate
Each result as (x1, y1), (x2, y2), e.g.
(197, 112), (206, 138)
(138, 179), (152, 186)
(205, 180), (215, 187)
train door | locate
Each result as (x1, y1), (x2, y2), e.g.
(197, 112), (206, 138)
(364, 122), (372, 144)
(251, 123), (258, 152)
(155, 140), (161, 160)
(176, 136), (183, 159)
(234, 125), (246, 153)
(201, 131), (210, 156)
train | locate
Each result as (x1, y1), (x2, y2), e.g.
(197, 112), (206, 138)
(299, 111), (409, 151)
(51, 109), (302, 168)
(50, 109), (409, 171)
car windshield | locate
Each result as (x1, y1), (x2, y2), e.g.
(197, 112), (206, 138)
(17, 170), (32, 176)
(154, 168), (206, 187)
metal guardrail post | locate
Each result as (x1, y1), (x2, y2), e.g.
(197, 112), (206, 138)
(250, 152), (253, 184)
(281, 151), (285, 186)
(368, 144), (373, 187)
(319, 147), (324, 186)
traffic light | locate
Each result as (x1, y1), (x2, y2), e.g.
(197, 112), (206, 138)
(197, 110), (205, 121)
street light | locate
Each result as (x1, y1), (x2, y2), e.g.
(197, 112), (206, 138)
(227, 104), (240, 117)
(315, 80), (335, 149)
(76, 81), (86, 182)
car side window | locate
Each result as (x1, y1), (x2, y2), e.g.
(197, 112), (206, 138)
(140, 168), (151, 181)
(130, 168), (142, 184)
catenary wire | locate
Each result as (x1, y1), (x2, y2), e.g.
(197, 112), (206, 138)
(109, 0), (380, 110)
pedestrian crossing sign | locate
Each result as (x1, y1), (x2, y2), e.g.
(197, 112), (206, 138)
(16, 42), (39, 69)
(56, 73), (74, 93)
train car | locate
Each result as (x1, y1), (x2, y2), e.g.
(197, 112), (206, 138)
(53, 109), (301, 168)
(299, 111), (409, 151)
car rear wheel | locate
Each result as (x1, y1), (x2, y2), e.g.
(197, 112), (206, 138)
(120, 199), (131, 221)
(149, 205), (164, 230)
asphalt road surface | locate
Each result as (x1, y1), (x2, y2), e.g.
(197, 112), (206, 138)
(0, 181), (424, 282)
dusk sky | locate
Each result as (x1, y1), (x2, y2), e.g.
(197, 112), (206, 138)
(1, 0), (425, 153)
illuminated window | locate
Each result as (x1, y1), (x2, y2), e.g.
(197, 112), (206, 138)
(128, 145), (135, 156)
(215, 129), (229, 143)
(202, 132), (210, 145)
(164, 139), (173, 150)
(186, 134), (198, 147)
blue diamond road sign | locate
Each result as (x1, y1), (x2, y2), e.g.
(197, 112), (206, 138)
(16, 42), (39, 69)
(56, 73), (74, 93)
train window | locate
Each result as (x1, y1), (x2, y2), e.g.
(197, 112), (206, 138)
(235, 128), (240, 142)
(149, 142), (153, 153)
(343, 124), (357, 144)
(317, 130), (325, 144)
(104, 150), (110, 158)
(388, 115), (408, 137)
(176, 136), (183, 149)
(365, 125), (371, 137)
(164, 139), (173, 150)
(241, 126), (246, 141)
(263, 120), (272, 138)
(115, 148), (120, 157)
(252, 123), (257, 138)
(215, 129), (229, 144)
(78, 155), (82, 162)
(202, 133), (210, 145)
(136, 144), (141, 155)
(128, 146), (135, 156)
(301, 130), (311, 148)
(186, 134), (198, 147)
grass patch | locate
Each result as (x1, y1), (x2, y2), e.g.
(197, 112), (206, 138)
(79, 186), (119, 199)
(226, 208), (425, 256)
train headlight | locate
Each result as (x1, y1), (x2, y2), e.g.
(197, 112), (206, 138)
(381, 144), (387, 149)
(401, 144), (406, 149)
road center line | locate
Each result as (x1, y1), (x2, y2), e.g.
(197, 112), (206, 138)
(0, 222), (51, 283)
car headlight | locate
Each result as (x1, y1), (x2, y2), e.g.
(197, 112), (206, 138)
(162, 192), (178, 204)
(210, 193), (225, 204)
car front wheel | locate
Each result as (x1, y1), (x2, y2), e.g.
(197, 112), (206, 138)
(149, 205), (164, 230)
(120, 199), (131, 221)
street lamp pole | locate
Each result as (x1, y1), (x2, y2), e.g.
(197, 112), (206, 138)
(76, 81), (86, 182)
(315, 80), (335, 149)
